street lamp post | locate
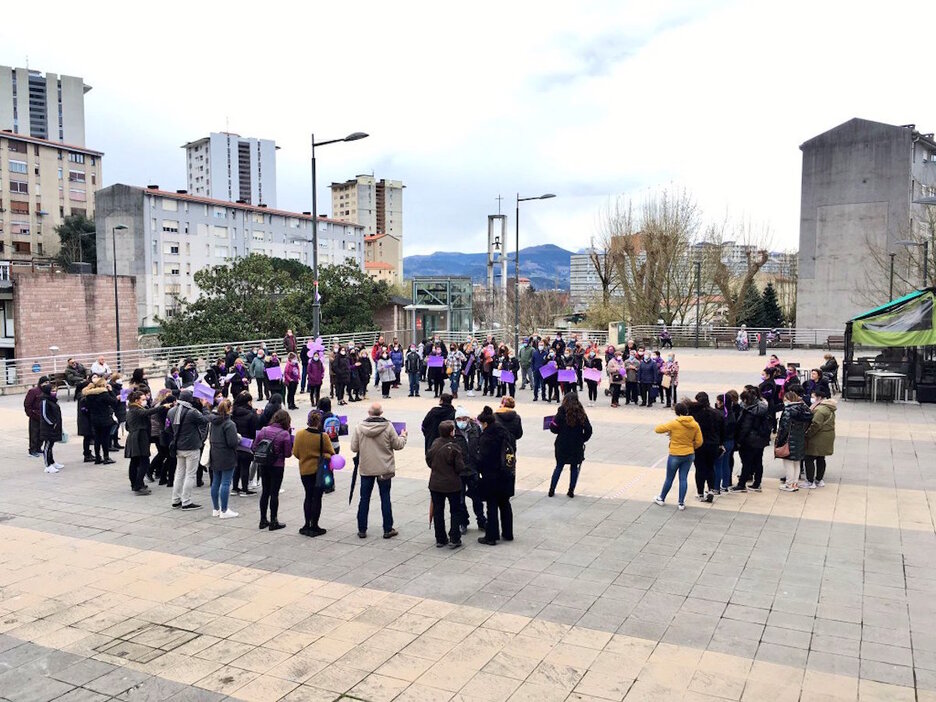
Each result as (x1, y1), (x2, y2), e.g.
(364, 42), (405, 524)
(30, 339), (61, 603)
(311, 131), (369, 338)
(514, 193), (556, 352)
(889, 252), (896, 300)
(112, 225), (128, 370)
(896, 239), (930, 288)
(694, 260), (701, 349)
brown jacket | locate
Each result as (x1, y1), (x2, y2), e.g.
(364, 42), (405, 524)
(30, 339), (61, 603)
(425, 436), (464, 493)
(292, 428), (335, 476)
(350, 416), (406, 477)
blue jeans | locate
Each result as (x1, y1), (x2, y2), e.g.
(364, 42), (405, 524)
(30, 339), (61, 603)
(550, 463), (580, 494)
(300, 364), (308, 393)
(357, 475), (393, 534)
(408, 372), (420, 395)
(714, 439), (735, 490)
(533, 370), (543, 399)
(210, 467), (235, 512)
(659, 453), (694, 505)
(449, 373), (460, 394)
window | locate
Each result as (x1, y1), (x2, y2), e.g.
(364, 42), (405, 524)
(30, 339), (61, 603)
(151, 218), (157, 232)
(162, 198), (178, 212)
(8, 141), (26, 154)
(152, 263), (159, 276)
(68, 170), (85, 183)
(69, 189), (86, 202)
(252, 231), (265, 242)
(9, 180), (28, 194)
(10, 201), (29, 215)
(8, 159), (27, 173)
(169, 266), (180, 276)
(58, 168), (63, 180)
(163, 242), (180, 255)
(212, 225), (227, 238)
(67, 152), (85, 164)
(213, 207), (226, 219)
(162, 220), (179, 233)
(197, 223), (208, 237)
(11, 222), (30, 235)
(214, 246), (229, 258)
(252, 212), (264, 224)
(12, 241), (30, 254)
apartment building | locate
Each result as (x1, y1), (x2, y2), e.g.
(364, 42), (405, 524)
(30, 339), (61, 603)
(330, 174), (404, 284)
(0, 130), (102, 259)
(182, 132), (278, 207)
(0, 66), (91, 146)
(95, 184), (364, 330)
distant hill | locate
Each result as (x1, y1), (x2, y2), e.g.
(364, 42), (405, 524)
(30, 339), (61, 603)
(403, 244), (573, 290)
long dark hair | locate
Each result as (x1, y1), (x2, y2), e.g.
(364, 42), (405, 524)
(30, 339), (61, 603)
(561, 392), (586, 427)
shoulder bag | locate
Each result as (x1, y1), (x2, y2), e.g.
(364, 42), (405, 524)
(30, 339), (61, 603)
(315, 431), (335, 493)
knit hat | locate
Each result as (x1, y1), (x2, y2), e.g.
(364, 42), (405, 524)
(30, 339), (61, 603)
(454, 405), (470, 418)
(179, 390), (194, 403)
(38, 375), (50, 385)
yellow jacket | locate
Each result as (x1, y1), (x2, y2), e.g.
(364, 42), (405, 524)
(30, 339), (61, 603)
(655, 416), (703, 456)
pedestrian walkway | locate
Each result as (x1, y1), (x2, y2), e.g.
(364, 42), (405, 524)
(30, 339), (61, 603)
(2, 349), (935, 701)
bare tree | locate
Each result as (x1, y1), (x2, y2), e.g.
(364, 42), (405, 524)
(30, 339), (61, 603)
(859, 204), (936, 305)
(702, 217), (772, 326)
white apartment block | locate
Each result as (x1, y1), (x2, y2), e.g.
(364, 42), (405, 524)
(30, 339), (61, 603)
(0, 66), (90, 146)
(95, 185), (364, 330)
(183, 132), (278, 207)
(0, 130), (102, 259)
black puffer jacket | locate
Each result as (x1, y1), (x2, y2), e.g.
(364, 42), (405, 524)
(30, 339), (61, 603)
(550, 406), (593, 465)
(454, 420), (482, 476)
(776, 401), (812, 461)
(422, 404), (455, 452)
(736, 399), (771, 449)
(232, 395), (259, 443)
(689, 405), (724, 449)
(83, 382), (117, 428)
(478, 420), (512, 499)
(494, 409), (523, 443)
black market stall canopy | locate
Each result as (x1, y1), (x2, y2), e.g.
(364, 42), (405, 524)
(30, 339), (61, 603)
(843, 288), (936, 401)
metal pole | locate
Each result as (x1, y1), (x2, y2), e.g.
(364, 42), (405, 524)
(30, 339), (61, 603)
(694, 260), (701, 348)
(889, 252), (896, 299)
(311, 135), (320, 338)
(112, 227), (121, 370)
(514, 194), (520, 353)
(924, 240), (929, 288)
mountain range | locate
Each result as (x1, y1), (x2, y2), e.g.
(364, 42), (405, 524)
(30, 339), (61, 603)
(403, 244), (573, 290)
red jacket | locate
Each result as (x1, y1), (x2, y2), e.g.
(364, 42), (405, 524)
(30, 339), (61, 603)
(24, 386), (42, 421)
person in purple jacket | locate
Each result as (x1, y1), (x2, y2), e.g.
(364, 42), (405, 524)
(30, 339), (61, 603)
(307, 351), (325, 406)
(252, 409), (294, 532)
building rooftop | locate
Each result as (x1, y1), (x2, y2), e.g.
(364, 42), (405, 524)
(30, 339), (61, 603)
(0, 129), (103, 157)
(365, 261), (395, 270)
(113, 185), (364, 227)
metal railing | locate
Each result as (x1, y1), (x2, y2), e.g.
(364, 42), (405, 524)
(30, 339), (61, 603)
(2, 327), (503, 391)
(625, 324), (842, 349)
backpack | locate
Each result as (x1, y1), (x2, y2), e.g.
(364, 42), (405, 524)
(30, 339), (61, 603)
(322, 415), (341, 441)
(500, 436), (517, 474)
(252, 437), (277, 467)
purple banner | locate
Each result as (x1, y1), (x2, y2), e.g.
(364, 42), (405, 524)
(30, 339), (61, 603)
(392, 422), (406, 435)
(539, 362), (557, 379)
(338, 415), (348, 425)
(426, 355), (444, 368)
(239, 437), (253, 449)
(558, 369), (577, 383)
(193, 382), (215, 402)
(265, 365), (283, 381)
(500, 370), (515, 384)
(543, 415), (555, 430)
(583, 367), (602, 383)
(119, 388), (130, 402)
(463, 356), (474, 375)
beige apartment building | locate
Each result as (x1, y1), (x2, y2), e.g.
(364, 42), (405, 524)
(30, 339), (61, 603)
(0, 130), (102, 259)
(330, 174), (403, 284)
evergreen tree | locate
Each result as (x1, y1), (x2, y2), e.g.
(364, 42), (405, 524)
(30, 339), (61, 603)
(736, 283), (764, 327)
(54, 214), (96, 271)
(760, 282), (784, 328)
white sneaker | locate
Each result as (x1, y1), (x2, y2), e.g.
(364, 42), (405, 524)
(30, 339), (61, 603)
(53, 463), (65, 470)
(802, 482), (816, 489)
(212, 509), (221, 517)
(677, 504), (685, 510)
(817, 480), (825, 487)
(654, 497), (665, 506)
(779, 484), (798, 492)
(467, 390), (475, 397)
(44, 465), (60, 473)
(220, 509), (239, 519)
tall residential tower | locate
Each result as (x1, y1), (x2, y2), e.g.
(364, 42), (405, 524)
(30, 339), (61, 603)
(330, 174), (403, 284)
(182, 132), (278, 207)
(0, 66), (91, 146)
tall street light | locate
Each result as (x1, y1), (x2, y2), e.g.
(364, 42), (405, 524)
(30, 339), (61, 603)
(889, 252), (896, 300)
(694, 260), (702, 349)
(515, 193), (556, 351)
(311, 131), (369, 337)
(896, 239), (929, 288)
(112, 224), (128, 369)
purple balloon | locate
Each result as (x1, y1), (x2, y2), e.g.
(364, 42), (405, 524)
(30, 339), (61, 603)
(330, 454), (346, 471)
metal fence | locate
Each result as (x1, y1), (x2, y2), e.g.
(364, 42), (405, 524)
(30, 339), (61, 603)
(1, 327), (503, 393)
(626, 325), (842, 349)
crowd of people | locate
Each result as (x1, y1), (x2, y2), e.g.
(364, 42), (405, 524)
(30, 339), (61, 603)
(24, 332), (838, 547)
(652, 352), (838, 509)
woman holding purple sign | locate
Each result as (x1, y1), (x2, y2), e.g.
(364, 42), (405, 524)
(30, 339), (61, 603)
(548, 393), (593, 498)
(208, 399), (240, 519)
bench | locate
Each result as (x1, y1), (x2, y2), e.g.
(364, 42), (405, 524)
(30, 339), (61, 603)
(826, 335), (845, 350)
(714, 331), (740, 349)
(47, 372), (75, 400)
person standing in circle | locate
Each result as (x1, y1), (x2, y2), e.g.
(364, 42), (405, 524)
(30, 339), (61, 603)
(653, 402), (703, 510)
(548, 392), (593, 498)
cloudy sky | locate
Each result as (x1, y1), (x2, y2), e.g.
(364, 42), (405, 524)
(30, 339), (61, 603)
(7, 0), (935, 255)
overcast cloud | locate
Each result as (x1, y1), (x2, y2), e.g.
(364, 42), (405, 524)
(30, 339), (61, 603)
(6, 0), (935, 255)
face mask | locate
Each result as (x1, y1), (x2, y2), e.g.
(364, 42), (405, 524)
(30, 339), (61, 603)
(615, 355), (622, 361)
(644, 354), (651, 361)
(456, 420), (468, 430)
(382, 354), (388, 359)
(173, 373), (179, 378)
(539, 345), (545, 351)
(313, 354), (319, 361)
(588, 352), (595, 358)
(340, 351), (346, 356)
(50, 391), (57, 398)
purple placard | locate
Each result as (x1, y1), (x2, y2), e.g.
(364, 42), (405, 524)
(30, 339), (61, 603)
(543, 415), (555, 430)
(500, 370), (515, 384)
(119, 388), (130, 402)
(426, 355), (444, 368)
(338, 415), (348, 425)
(583, 367), (602, 383)
(193, 382), (215, 402)
(774, 378), (786, 386)
(265, 365), (283, 381)
(239, 437), (253, 449)
(539, 362), (558, 379)
(462, 356), (474, 375)
(392, 422), (406, 434)
(558, 369), (577, 383)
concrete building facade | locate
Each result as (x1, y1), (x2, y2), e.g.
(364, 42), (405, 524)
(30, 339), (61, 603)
(183, 132), (278, 207)
(95, 185), (364, 330)
(331, 175), (403, 284)
(0, 66), (91, 146)
(796, 118), (936, 330)
(0, 130), (103, 260)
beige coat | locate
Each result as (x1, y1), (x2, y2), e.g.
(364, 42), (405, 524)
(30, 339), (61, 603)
(350, 417), (407, 477)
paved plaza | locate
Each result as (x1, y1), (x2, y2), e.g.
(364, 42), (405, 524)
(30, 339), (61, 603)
(2, 348), (936, 701)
